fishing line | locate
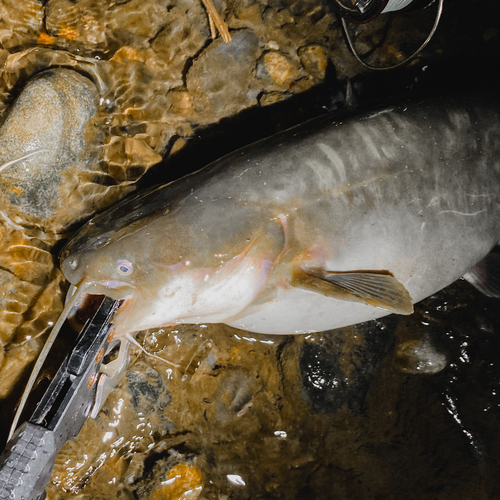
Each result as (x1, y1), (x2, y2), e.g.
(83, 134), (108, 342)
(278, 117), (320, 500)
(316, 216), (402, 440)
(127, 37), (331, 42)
(338, 0), (444, 71)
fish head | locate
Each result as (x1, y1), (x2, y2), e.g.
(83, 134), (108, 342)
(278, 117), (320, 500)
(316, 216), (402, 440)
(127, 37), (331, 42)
(61, 244), (140, 299)
(60, 200), (284, 337)
(61, 234), (276, 337)
(59, 191), (165, 333)
(60, 235), (145, 334)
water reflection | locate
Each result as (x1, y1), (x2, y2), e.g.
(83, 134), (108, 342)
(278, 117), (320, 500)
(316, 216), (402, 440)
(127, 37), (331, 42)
(42, 275), (500, 499)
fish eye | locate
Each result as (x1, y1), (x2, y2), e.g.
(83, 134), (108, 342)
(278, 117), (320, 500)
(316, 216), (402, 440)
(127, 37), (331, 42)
(116, 260), (133, 275)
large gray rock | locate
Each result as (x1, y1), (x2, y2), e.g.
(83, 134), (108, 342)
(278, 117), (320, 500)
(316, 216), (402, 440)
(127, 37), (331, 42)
(0, 68), (98, 221)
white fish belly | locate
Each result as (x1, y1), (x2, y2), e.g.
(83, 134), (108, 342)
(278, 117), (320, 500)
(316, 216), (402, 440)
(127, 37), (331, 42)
(227, 287), (388, 334)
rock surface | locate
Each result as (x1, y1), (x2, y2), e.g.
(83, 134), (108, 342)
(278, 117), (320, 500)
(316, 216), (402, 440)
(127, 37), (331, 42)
(0, 68), (98, 222)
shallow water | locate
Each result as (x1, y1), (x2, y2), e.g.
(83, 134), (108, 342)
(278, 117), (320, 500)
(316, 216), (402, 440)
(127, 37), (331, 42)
(44, 275), (500, 500)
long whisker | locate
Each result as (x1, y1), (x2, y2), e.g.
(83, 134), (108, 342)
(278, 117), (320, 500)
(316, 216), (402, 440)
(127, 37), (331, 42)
(8, 283), (88, 440)
(124, 333), (181, 369)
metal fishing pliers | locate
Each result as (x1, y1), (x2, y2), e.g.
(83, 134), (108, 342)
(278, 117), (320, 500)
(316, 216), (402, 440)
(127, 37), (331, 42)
(0, 297), (120, 500)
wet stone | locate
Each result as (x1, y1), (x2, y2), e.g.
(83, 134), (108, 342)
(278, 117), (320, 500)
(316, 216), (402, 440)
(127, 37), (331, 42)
(300, 318), (397, 415)
(396, 336), (448, 375)
(298, 44), (329, 81)
(149, 3), (209, 87)
(187, 29), (261, 123)
(127, 364), (172, 415)
(0, 269), (39, 345)
(0, 68), (98, 222)
(135, 456), (203, 500)
(261, 51), (297, 86)
(0, 0), (44, 51)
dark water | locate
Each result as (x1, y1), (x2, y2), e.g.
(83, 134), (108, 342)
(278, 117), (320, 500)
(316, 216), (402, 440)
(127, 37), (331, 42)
(40, 262), (500, 500)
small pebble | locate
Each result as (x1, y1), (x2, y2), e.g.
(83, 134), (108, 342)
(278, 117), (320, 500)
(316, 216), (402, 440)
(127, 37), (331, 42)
(397, 337), (448, 375)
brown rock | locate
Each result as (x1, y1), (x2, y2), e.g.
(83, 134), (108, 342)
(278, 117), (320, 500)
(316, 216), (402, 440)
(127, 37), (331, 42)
(263, 51), (296, 86)
(298, 44), (329, 81)
(187, 29), (261, 123)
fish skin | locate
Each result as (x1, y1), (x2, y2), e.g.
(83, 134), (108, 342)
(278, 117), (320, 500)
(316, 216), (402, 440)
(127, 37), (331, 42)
(60, 88), (500, 336)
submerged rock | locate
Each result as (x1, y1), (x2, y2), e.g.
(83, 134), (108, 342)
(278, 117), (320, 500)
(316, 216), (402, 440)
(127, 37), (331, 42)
(0, 68), (100, 387)
(187, 29), (262, 123)
(300, 319), (396, 414)
(396, 336), (448, 375)
(0, 68), (98, 224)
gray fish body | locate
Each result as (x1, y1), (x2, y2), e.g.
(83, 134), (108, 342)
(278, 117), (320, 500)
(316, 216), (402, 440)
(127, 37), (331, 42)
(61, 89), (500, 335)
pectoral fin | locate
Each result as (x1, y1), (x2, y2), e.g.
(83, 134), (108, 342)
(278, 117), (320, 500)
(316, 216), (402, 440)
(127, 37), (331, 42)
(291, 267), (414, 315)
(463, 252), (500, 298)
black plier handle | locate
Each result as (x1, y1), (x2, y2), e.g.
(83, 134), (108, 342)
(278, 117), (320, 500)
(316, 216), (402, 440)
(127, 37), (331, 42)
(0, 296), (120, 500)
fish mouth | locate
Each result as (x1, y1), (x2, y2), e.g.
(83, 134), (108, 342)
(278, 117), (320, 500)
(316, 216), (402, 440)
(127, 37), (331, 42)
(98, 279), (137, 295)
(93, 282), (137, 338)
(66, 280), (137, 332)
(67, 279), (137, 304)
